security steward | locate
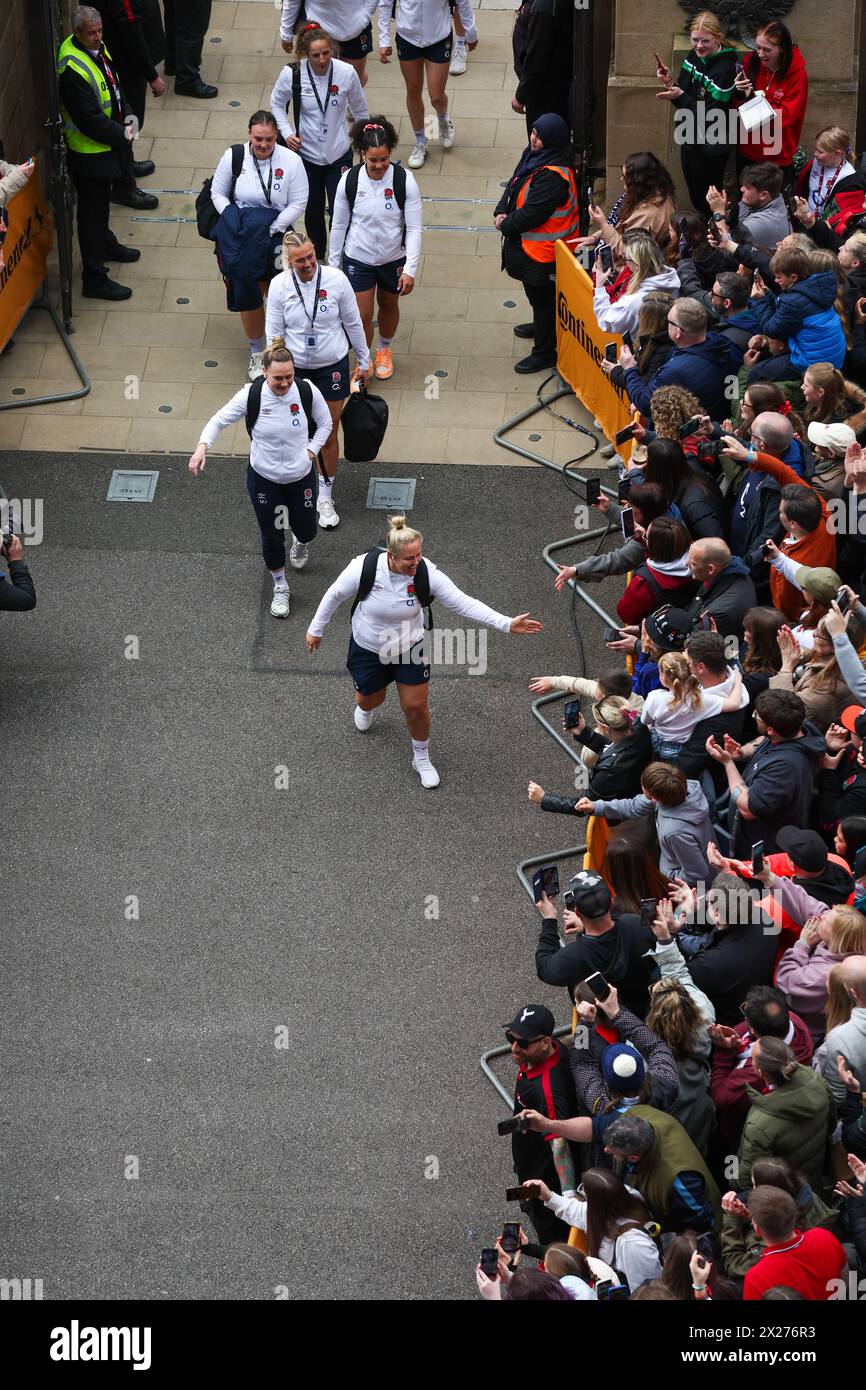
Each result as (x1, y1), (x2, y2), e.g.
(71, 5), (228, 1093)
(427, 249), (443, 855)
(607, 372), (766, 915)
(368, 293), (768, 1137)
(493, 112), (579, 374)
(100, 0), (165, 207)
(58, 5), (142, 300)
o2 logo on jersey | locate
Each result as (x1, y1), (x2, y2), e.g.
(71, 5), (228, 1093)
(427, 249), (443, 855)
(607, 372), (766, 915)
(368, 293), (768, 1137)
(273, 165), (283, 191)
(331, 371), (341, 391)
(384, 186), (394, 210)
(290, 403), (301, 426)
(406, 582), (416, 608)
(304, 486), (313, 507)
(318, 287), (328, 314)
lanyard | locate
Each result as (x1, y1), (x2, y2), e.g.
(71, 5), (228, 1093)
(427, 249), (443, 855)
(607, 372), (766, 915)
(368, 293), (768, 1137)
(291, 265), (322, 330)
(813, 160), (845, 212)
(306, 61), (333, 135)
(250, 144), (273, 206)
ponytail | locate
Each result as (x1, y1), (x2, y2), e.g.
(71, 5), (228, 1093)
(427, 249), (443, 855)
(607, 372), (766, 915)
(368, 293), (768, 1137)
(386, 513), (422, 557)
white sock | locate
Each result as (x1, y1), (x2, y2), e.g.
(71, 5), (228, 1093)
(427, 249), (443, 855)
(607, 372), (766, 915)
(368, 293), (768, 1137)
(249, 336), (265, 353)
(319, 473), (333, 495)
(414, 129), (426, 145)
(439, 110), (451, 123)
(378, 336), (393, 349)
(412, 738), (432, 762)
(454, 38), (466, 51)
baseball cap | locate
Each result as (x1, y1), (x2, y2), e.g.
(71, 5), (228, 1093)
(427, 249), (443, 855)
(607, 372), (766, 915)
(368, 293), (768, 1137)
(567, 871), (613, 919)
(776, 826), (828, 874)
(841, 703), (865, 733)
(645, 605), (690, 652)
(806, 421), (857, 456)
(794, 565), (842, 605)
(602, 1043), (646, 1093)
(504, 1005), (556, 1040)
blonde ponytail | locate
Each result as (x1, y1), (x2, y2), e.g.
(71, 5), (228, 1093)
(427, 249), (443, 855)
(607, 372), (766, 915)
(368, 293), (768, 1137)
(386, 514), (422, 557)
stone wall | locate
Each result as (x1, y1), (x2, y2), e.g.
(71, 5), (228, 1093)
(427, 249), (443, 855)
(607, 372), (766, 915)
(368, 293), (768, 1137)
(604, 0), (863, 205)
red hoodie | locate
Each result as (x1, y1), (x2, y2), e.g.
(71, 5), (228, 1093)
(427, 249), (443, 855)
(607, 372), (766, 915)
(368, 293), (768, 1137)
(738, 46), (808, 166)
(615, 561), (696, 626)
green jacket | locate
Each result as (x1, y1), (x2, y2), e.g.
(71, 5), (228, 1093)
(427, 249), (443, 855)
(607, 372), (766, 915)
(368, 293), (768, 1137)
(626, 1104), (722, 1231)
(737, 1065), (836, 1193)
(721, 1187), (838, 1279)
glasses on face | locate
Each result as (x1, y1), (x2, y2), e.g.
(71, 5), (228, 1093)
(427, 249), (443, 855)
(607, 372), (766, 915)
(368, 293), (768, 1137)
(710, 290), (724, 302)
(667, 317), (680, 328)
(506, 1033), (544, 1049)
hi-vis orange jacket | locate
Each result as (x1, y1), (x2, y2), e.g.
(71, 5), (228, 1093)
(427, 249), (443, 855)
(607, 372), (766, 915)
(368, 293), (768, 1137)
(514, 164), (580, 262)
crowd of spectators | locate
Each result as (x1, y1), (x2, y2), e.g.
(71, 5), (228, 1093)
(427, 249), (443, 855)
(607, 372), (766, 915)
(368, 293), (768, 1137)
(480, 8), (866, 1305)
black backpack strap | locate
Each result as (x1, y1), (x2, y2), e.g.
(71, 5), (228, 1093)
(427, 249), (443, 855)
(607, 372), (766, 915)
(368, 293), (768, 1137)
(393, 162), (407, 211)
(351, 546), (386, 616)
(344, 163), (360, 241)
(415, 557), (434, 631)
(244, 376), (265, 437)
(229, 142), (244, 202)
(292, 63), (302, 134)
(296, 376), (314, 438)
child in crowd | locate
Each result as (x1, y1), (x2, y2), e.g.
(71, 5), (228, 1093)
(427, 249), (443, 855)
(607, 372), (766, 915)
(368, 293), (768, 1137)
(640, 652), (746, 760)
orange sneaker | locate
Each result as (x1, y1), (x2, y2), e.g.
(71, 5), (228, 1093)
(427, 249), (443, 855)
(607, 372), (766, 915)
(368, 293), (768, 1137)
(374, 346), (394, 380)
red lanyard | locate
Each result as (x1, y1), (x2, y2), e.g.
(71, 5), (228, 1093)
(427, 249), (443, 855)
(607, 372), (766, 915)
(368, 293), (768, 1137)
(814, 161), (845, 212)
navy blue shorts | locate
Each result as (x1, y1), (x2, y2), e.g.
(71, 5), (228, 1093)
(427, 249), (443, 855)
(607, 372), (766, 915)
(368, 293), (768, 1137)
(347, 635), (431, 694)
(342, 256), (404, 295)
(340, 23), (373, 60)
(295, 355), (351, 402)
(395, 31), (452, 64)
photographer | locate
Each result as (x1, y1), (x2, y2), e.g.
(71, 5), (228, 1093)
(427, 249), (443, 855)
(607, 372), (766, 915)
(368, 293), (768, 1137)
(0, 533), (36, 611)
(503, 1005), (582, 1244)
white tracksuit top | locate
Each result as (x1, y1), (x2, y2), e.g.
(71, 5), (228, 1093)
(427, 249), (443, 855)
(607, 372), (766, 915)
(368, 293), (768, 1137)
(199, 380), (332, 484)
(308, 550), (513, 652)
(281, 0), (378, 45)
(269, 58), (368, 162)
(210, 144), (309, 237)
(377, 0), (477, 50)
(328, 162), (423, 277)
(265, 263), (371, 371)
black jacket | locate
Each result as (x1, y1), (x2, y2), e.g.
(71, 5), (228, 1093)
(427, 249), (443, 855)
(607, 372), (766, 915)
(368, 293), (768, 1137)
(609, 330), (673, 392)
(731, 721), (827, 857)
(685, 922), (781, 1026)
(513, 0), (573, 119)
(730, 471), (784, 580)
(683, 558), (757, 642)
(817, 748), (866, 829)
(497, 166), (572, 284)
(672, 44), (738, 149)
(535, 912), (659, 1016)
(675, 475), (729, 542)
(560, 721), (651, 802)
(0, 561), (36, 611)
(790, 861), (855, 908)
(100, 0), (163, 84)
(59, 37), (130, 178)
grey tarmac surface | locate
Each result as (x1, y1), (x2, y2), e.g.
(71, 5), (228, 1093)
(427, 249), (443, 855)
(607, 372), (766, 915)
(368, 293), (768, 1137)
(1, 445), (623, 1300)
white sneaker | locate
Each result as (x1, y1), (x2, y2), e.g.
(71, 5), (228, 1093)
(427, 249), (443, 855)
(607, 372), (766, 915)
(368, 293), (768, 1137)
(438, 117), (455, 150)
(412, 756), (440, 789)
(354, 705), (373, 732)
(317, 495), (339, 528)
(408, 142), (427, 170)
(248, 351), (265, 381)
(449, 46), (467, 76)
(270, 584), (290, 618)
(289, 538), (309, 570)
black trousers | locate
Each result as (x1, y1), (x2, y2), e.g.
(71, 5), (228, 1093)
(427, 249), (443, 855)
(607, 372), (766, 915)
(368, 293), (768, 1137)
(303, 149), (352, 260)
(681, 145), (732, 216)
(112, 70), (148, 191)
(69, 163), (115, 282)
(163, 0), (212, 85)
(522, 274), (556, 360)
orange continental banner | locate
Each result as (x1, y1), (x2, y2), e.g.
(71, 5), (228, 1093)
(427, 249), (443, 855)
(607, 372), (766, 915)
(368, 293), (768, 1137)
(555, 240), (634, 462)
(0, 159), (53, 353)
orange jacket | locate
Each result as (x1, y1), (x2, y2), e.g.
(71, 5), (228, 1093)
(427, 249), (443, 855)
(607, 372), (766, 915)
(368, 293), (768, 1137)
(515, 164), (580, 263)
(754, 451), (835, 620)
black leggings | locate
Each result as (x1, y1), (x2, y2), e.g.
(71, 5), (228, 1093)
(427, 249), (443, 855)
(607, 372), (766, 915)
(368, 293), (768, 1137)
(303, 149), (352, 260)
(681, 145), (732, 216)
(246, 463), (319, 570)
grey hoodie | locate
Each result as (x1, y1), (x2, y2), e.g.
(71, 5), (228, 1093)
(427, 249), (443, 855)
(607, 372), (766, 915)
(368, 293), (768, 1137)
(592, 779), (715, 886)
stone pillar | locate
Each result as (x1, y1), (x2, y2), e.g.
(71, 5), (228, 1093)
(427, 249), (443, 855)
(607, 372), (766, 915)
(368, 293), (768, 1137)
(603, 0), (862, 208)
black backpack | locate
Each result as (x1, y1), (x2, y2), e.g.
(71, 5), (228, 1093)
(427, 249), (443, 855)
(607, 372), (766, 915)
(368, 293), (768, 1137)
(344, 161), (407, 244)
(196, 143), (244, 240)
(286, 63), (302, 135)
(351, 546), (434, 630)
(245, 375), (316, 443)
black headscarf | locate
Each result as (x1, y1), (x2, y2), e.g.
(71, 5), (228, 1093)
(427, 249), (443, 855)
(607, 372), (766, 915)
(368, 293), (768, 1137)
(504, 113), (573, 211)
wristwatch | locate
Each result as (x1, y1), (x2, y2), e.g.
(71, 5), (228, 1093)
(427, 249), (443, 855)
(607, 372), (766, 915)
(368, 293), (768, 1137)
(712, 212), (726, 222)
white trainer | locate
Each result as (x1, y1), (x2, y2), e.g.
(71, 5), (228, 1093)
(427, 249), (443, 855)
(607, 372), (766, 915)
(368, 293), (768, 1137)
(270, 584), (290, 618)
(317, 496), (340, 528)
(408, 142), (427, 169)
(412, 756), (440, 789)
(248, 351), (265, 381)
(449, 46), (467, 76)
(289, 538), (309, 570)
(438, 117), (455, 150)
(354, 705), (373, 732)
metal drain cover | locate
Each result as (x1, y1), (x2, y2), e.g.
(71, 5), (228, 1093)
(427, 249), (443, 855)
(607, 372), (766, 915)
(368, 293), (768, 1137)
(106, 469), (159, 502)
(366, 477), (415, 510)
